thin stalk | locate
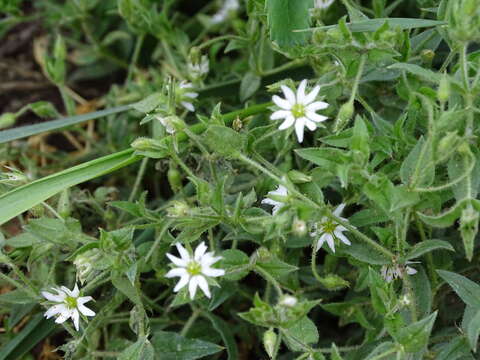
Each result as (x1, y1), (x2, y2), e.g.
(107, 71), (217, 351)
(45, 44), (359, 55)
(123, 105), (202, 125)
(255, 265), (283, 297)
(180, 308), (201, 337)
(126, 33), (145, 84)
(118, 157), (149, 224)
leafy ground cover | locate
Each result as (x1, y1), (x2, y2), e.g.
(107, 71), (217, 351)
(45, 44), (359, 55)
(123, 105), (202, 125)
(1, 0), (480, 359)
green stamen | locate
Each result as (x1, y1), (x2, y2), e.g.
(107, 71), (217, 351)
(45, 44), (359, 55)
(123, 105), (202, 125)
(187, 261), (202, 276)
(291, 103), (305, 118)
(65, 296), (78, 309)
(321, 219), (338, 234)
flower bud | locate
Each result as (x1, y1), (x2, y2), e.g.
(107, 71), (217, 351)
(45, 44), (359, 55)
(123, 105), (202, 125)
(29, 203), (45, 217)
(263, 328), (277, 358)
(57, 189), (71, 218)
(131, 137), (156, 151)
(334, 101), (354, 132)
(278, 295), (298, 307)
(460, 203), (479, 261)
(288, 170), (311, 184)
(167, 200), (190, 217)
(167, 163), (182, 192)
(420, 49), (435, 64)
(437, 131), (460, 158)
(0, 113), (16, 129)
(292, 218), (307, 237)
(437, 73), (450, 103)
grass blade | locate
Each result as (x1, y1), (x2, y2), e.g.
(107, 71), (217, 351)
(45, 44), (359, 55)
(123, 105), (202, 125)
(0, 149), (140, 225)
(0, 105), (131, 144)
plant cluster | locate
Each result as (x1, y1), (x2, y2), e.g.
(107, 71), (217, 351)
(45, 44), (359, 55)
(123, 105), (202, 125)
(1, 0), (480, 359)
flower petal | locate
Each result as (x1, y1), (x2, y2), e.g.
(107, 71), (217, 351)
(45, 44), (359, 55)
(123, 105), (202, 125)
(165, 268), (188, 278)
(270, 110), (291, 120)
(294, 117), (306, 143)
(202, 267), (225, 277)
(306, 112), (328, 123)
(278, 116), (295, 130)
(335, 231), (351, 245)
(181, 101), (195, 112)
(316, 233), (327, 251)
(185, 92), (198, 99)
(196, 276), (211, 298)
(304, 85), (321, 104)
(188, 276), (200, 299)
(173, 274), (190, 292)
(272, 95), (292, 110)
(78, 303), (96, 317)
(406, 266), (417, 275)
(194, 242), (208, 261)
(281, 85), (296, 105)
(44, 304), (66, 319)
(297, 79), (308, 103)
(71, 309), (80, 331)
(77, 296), (93, 305)
(306, 101), (329, 111)
(166, 253), (188, 267)
(42, 291), (65, 303)
(175, 243), (191, 262)
(333, 203), (346, 216)
(71, 284), (80, 297)
(55, 309), (72, 324)
(304, 119), (317, 131)
(325, 233), (336, 253)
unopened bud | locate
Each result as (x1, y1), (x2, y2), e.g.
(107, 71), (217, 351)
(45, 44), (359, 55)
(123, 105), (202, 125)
(288, 170), (311, 184)
(131, 137), (156, 151)
(57, 189), (71, 218)
(167, 201), (190, 217)
(29, 203), (45, 217)
(437, 73), (450, 103)
(334, 101), (354, 132)
(279, 295), (298, 307)
(167, 164), (182, 192)
(460, 203), (479, 261)
(0, 113), (16, 129)
(437, 131), (460, 157)
(263, 329), (277, 358)
(292, 218), (307, 237)
(420, 49), (435, 64)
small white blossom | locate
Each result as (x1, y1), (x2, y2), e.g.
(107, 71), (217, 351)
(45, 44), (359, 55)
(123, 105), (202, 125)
(279, 295), (298, 307)
(211, 0), (240, 24)
(156, 115), (175, 134)
(188, 56), (209, 79)
(165, 242), (225, 299)
(315, 0), (335, 9)
(310, 203), (351, 253)
(178, 81), (198, 112)
(381, 262), (418, 283)
(270, 79), (329, 143)
(42, 284), (95, 331)
(261, 184), (288, 215)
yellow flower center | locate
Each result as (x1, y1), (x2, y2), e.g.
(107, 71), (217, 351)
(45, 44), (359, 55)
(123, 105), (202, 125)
(186, 261), (202, 276)
(291, 103), (306, 118)
(321, 219), (337, 234)
(65, 296), (78, 309)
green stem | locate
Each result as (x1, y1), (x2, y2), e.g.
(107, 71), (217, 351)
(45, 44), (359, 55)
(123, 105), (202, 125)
(237, 154), (394, 259)
(402, 274), (418, 323)
(126, 33), (145, 84)
(180, 308), (201, 337)
(145, 220), (174, 263)
(255, 265), (283, 297)
(311, 248), (324, 284)
(349, 53), (367, 103)
(414, 214), (438, 289)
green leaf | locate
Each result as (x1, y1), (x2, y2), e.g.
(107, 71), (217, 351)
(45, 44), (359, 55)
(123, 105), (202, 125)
(118, 337), (155, 360)
(467, 310), (480, 352)
(220, 249), (251, 281)
(266, 0), (313, 48)
(0, 289), (37, 304)
(409, 267), (432, 319)
(295, 147), (349, 172)
(112, 275), (143, 307)
(150, 331), (223, 360)
(256, 250), (298, 280)
(0, 149), (140, 225)
(400, 137), (435, 187)
(341, 242), (391, 265)
(448, 149), (479, 201)
(350, 116), (370, 161)
(436, 336), (472, 360)
(132, 93), (164, 113)
(389, 63), (443, 84)
(310, 18), (446, 32)
(416, 199), (468, 228)
(396, 312), (437, 353)
(437, 270), (480, 308)
(0, 315), (56, 360)
(204, 313), (239, 360)
(283, 316), (319, 351)
(364, 342), (396, 360)
(0, 105), (130, 144)
(406, 240), (454, 260)
(203, 125), (246, 157)
(240, 72), (261, 101)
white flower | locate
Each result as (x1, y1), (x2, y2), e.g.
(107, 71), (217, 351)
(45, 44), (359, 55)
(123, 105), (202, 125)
(279, 295), (298, 307)
(177, 81), (198, 112)
(270, 79), (329, 143)
(315, 0), (335, 9)
(156, 115), (175, 134)
(211, 0), (239, 24)
(188, 56), (209, 79)
(42, 284), (95, 331)
(261, 184), (288, 215)
(310, 203), (351, 253)
(165, 242), (225, 299)
(381, 262), (418, 283)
